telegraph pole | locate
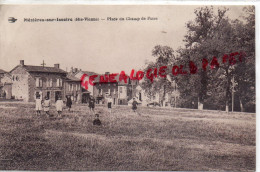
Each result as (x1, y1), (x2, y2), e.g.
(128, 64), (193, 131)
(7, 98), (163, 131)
(231, 75), (235, 112)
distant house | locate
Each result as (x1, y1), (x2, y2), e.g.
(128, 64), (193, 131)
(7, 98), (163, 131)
(10, 60), (67, 102)
(0, 69), (12, 99)
(0, 69), (6, 79)
(93, 72), (139, 105)
(71, 68), (99, 103)
(64, 74), (82, 103)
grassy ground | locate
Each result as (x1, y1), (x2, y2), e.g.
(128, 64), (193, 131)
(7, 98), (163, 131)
(0, 102), (255, 171)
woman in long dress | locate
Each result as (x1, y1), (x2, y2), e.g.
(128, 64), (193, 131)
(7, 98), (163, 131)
(35, 93), (42, 115)
(43, 96), (51, 116)
(56, 97), (63, 117)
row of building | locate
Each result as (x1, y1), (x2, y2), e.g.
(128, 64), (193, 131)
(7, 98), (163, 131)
(0, 60), (169, 106)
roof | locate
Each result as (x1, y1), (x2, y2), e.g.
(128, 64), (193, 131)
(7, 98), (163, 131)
(65, 74), (81, 82)
(81, 71), (99, 76)
(0, 69), (6, 74)
(11, 65), (67, 74)
(93, 73), (138, 85)
(24, 65), (67, 74)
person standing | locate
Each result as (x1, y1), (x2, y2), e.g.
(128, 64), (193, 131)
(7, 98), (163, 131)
(66, 95), (72, 112)
(43, 96), (51, 116)
(89, 96), (95, 115)
(56, 96), (63, 117)
(35, 93), (42, 116)
(132, 97), (138, 114)
(107, 96), (113, 114)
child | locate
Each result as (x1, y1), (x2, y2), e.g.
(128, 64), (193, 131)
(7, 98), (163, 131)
(89, 96), (95, 114)
(107, 96), (113, 114)
(93, 114), (101, 126)
(132, 97), (138, 114)
(56, 96), (63, 117)
(35, 93), (42, 116)
(43, 96), (51, 116)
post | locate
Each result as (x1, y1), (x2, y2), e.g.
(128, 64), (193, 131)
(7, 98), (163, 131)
(232, 76), (234, 112)
(174, 81), (177, 108)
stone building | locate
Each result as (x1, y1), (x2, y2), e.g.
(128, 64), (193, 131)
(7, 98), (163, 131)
(70, 68), (99, 103)
(93, 72), (139, 105)
(64, 74), (82, 104)
(10, 60), (67, 102)
(0, 69), (12, 99)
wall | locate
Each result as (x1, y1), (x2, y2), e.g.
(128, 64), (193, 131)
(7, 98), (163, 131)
(93, 83), (118, 104)
(64, 81), (82, 103)
(2, 84), (12, 99)
(74, 72), (94, 95)
(11, 66), (29, 101)
(28, 72), (66, 103)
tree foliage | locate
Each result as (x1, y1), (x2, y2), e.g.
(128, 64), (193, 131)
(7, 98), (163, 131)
(142, 6), (255, 112)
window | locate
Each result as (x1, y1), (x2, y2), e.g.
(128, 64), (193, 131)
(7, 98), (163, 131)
(113, 89), (116, 94)
(49, 79), (53, 87)
(36, 78), (42, 87)
(46, 91), (50, 99)
(12, 76), (15, 81)
(56, 78), (63, 87)
(47, 78), (53, 87)
(99, 88), (102, 95)
(35, 91), (40, 99)
(108, 89), (110, 95)
(16, 76), (19, 81)
(75, 84), (78, 91)
(119, 87), (122, 93)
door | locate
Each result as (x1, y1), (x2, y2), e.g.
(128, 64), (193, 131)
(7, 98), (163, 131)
(82, 93), (90, 103)
(55, 91), (62, 102)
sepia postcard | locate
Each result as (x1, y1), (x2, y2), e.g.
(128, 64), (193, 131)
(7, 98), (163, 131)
(0, 3), (256, 171)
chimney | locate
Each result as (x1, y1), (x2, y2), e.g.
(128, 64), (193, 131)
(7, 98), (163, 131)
(54, 64), (60, 69)
(71, 67), (74, 73)
(74, 68), (78, 73)
(20, 60), (24, 66)
(105, 72), (110, 75)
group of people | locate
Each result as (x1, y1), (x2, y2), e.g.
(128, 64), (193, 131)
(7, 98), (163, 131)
(88, 95), (139, 115)
(35, 93), (139, 125)
(35, 93), (72, 117)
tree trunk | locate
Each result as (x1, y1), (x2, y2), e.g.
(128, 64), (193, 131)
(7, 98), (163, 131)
(225, 69), (230, 113)
(239, 97), (244, 112)
(162, 84), (166, 107)
(225, 104), (229, 112)
(198, 97), (203, 110)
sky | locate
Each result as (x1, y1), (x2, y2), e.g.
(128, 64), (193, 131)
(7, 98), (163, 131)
(0, 5), (247, 75)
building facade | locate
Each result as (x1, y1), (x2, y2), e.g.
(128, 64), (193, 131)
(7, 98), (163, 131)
(0, 70), (12, 99)
(93, 73), (139, 105)
(71, 69), (98, 103)
(10, 60), (67, 102)
(64, 74), (82, 104)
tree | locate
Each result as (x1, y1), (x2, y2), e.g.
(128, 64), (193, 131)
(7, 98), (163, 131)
(141, 45), (175, 107)
(232, 6), (255, 112)
(176, 6), (229, 110)
(176, 6), (255, 112)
